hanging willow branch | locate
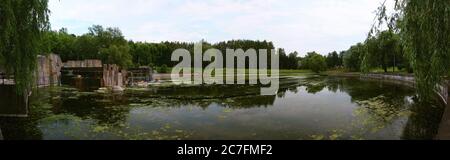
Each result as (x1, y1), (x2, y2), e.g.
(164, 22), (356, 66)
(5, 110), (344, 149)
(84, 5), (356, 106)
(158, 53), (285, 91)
(0, 0), (50, 95)
(366, 0), (450, 101)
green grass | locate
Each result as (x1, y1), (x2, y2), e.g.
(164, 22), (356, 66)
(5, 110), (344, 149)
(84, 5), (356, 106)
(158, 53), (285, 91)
(157, 67), (419, 77)
(369, 67), (408, 74)
(156, 68), (313, 74)
(279, 69), (312, 74)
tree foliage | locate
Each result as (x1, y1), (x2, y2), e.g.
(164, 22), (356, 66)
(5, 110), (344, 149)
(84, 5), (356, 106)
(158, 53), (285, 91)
(278, 49), (300, 69)
(326, 51), (342, 69)
(45, 25), (132, 68)
(362, 30), (405, 72)
(100, 45), (132, 68)
(47, 29), (280, 69)
(0, 0), (50, 94)
(370, 0), (450, 100)
(303, 52), (327, 73)
(344, 43), (364, 72)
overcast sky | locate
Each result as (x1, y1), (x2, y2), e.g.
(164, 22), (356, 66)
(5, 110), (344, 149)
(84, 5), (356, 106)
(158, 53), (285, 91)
(49, 0), (384, 55)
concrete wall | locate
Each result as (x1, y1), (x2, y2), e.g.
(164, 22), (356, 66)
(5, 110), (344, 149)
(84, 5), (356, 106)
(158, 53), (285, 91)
(102, 64), (127, 87)
(36, 54), (62, 87)
(361, 73), (448, 104)
(64, 60), (102, 68)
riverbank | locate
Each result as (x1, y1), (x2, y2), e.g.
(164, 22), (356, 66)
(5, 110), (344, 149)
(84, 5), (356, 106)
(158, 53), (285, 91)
(437, 96), (450, 140)
(326, 72), (448, 103)
(325, 71), (450, 140)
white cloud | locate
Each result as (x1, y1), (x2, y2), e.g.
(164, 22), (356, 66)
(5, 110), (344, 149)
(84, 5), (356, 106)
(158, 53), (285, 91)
(49, 0), (384, 55)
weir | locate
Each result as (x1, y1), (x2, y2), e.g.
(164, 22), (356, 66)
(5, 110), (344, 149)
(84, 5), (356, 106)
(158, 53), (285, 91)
(1, 55), (133, 117)
(128, 67), (153, 86)
(61, 67), (104, 91)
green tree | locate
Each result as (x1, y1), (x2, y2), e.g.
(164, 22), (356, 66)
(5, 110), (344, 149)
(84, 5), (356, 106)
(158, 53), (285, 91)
(100, 45), (132, 68)
(326, 51), (341, 68)
(0, 53), (5, 68)
(158, 64), (169, 73)
(287, 51), (300, 69)
(130, 41), (153, 67)
(362, 30), (403, 73)
(278, 48), (289, 69)
(43, 28), (77, 61)
(303, 52), (327, 73)
(370, 0), (450, 100)
(278, 49), (300, 69)
(214, 40), (275, 69)
(73, 34), (98, 60)
(344, 43), (364, 72)
(0, 0), (50, 94)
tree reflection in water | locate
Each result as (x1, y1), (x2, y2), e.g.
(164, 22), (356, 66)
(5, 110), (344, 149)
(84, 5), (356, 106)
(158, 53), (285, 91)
(0, 76), (445, 140)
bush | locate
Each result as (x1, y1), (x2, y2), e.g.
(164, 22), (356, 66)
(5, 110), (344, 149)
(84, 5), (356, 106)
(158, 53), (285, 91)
(303, 52), (327, 73)
(158, 64), (169, 73)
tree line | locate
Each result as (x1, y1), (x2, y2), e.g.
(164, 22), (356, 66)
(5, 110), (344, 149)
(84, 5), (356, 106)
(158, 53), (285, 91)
(6, 23), (356, 74)
(343, 30), (409, 73)
(41, 26), (301, 71)
(0, 15), (420, 77)
(369, 0), (450, 101)
(2, 0), (449, 100)
(41, 26), (350, 73)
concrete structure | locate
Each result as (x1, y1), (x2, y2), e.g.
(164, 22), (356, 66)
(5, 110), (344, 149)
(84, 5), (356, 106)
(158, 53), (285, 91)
(61, 62), (127, 90)
(127, 67), (153, 86)
(0, 54), (59, 117)
(360, 73), (448, 104)
(36, 54), (63, 87)
(2, 54), (63, 87)
(64, 59), (102, 68)
(103, 64), (127, 88)
(61, 67), (104, 91)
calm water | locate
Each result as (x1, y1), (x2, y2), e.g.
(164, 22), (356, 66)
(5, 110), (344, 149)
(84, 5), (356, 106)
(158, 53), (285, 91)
(0, 75), (445, 140)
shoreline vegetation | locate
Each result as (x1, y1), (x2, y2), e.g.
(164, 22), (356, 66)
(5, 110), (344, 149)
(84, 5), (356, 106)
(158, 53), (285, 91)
(1, 1), (448, 100)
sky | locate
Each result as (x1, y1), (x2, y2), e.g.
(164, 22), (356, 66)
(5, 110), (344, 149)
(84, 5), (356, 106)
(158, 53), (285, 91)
(49, 0), (385, 56)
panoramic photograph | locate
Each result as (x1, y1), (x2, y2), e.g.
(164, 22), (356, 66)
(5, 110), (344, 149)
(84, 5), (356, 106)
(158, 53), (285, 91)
(0, 0), (449, 142)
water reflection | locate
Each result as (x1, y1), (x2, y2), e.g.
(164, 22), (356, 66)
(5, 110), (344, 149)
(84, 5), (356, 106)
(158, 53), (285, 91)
(0, 76), (445, 140)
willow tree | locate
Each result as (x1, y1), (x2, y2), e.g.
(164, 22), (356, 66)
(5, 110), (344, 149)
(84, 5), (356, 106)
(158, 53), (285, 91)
(0, 0), (50, 94)
(366, 0), (450, 101)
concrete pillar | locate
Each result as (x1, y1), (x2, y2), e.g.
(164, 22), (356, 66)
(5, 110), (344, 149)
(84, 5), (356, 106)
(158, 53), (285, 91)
(117, 72), (123, 87)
